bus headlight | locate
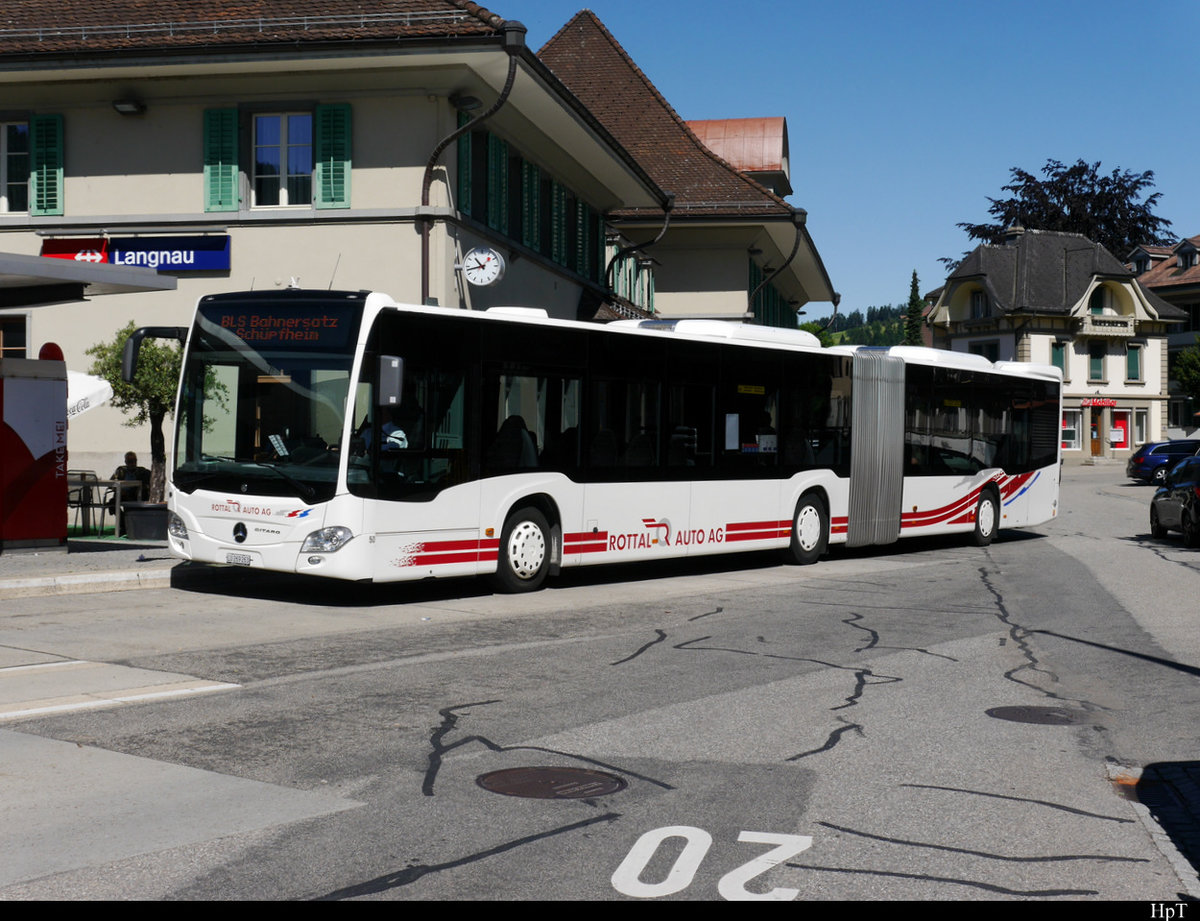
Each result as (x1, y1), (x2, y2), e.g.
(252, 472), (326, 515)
(301, 527), (354, 553)
(168, 512), (189, 540)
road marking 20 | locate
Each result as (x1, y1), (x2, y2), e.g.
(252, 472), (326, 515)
(611, 825), (812, 900)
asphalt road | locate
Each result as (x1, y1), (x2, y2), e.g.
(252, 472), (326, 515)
(2, 464), (1199, 900)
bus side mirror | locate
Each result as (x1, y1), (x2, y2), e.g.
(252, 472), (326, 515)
(122, 326), (189, 382)
(378, 355), (403, 407)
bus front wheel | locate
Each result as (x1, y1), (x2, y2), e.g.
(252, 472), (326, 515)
(787, 493), (828, 565)
(972, 491), (998, 547)
(494, 507), (550, 592)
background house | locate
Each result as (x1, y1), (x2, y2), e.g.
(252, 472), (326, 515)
(1129, 234), (1200, 433)
(927, 228), (1184, 463)
(538, 11), (835, 327)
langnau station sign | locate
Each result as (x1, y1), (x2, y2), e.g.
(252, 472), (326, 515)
(41, 235), (231, 273)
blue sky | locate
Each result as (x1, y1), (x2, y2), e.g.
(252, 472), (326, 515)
(512, 0), (1200, 319)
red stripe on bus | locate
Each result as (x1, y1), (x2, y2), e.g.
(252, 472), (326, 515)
(565, 531), (609, 554)
(413, 550), (499, 566)
(565, 542), (608, 554)
(725, 520), (791, 534)
(725, 528), (791, 542)
(417, 538), (500, 553)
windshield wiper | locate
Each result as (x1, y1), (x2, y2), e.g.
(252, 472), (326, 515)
(249, 462), (317, 503)
(174, 461), (316, 503)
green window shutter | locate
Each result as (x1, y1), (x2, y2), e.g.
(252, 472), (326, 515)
(315, 103), (351, 209)
(521, 160), (541, 251)
(203, 108), (239, 213)
(1051, 342), (1065, 372)
(456, 112), (472, 216)
(1126, 345), (1140, 380)
(29, 114), (63, 217)
(593, 211), (605, 283)
(486, 134), (509, 234)
(575, 202), (592, 277)
(550, 181), (569, 266)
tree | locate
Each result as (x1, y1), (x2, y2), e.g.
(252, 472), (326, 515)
(86, 322), (181, 502)
(1175, 340), (1200, 419)
(798, 320), (834, 348)
(952, 158), (1174, 268)
(904, 270), (923, 346)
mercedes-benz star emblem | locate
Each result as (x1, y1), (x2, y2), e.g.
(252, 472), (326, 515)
(233, 522), (247, 543)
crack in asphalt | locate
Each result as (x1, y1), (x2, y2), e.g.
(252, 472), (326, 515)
(667, 635), (900, 762)
(976, 562), (1071, 700)
(611, 629), (667, 665)
(422, 701), (674, 797)
(785, 718), (864, 761)
(313, 812), (621, 899)
(842, 612), (959, 661)
(817, 820), (1148, 863)
(781, 862), (1097, 897)
(900, 783), (1133, 823)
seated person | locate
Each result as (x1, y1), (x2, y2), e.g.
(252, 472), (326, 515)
(110, 452), (151, 533)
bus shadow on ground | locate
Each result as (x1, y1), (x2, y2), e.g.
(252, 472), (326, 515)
(167, 529), (1045, 608)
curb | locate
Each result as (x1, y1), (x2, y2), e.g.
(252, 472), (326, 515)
(0, 568), (175, 600)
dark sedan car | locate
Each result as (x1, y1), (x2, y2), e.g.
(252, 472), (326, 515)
(1150, 456), (1200, 546)
(1127, 439), (1200, 484)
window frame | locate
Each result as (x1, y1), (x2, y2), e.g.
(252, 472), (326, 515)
(1051, 340), (1068, 379)
(1061, 409), (1081, 451)
(1, 120), (30, 214)
(204, 105), (351, 214)
(1134, 408), (1148, 445)
(1088, 341), (1107, 383)
(251, 111), (314, 208)
(0, 312), (28, 358)
(1125, 342), (1143, 382)
(970, 289), (988, 319)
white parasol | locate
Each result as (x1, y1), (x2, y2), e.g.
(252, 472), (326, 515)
(67, 371), (114, 420)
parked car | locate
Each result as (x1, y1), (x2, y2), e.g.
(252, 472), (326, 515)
(1127, 439), (1200, 484)
(1150, 456), (1200, 546)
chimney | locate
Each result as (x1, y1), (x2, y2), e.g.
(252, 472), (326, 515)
(1003, 223), (1025, 245)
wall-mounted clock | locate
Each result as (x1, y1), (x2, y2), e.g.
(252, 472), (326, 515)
(461, 246), (506, 287)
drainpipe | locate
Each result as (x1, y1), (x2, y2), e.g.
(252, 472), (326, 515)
(748, 208), (806, 317)
(605, 192), (675, 293)
(419, 21), (526, 306)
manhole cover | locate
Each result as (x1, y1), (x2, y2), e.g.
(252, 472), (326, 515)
(476, 766), (627, 799)
(986, 705), (1081, 725)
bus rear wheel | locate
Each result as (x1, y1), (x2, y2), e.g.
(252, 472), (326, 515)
(494, 507), (550, 592)
(971, 491), (998, 547)
(787, 493), (828, 565)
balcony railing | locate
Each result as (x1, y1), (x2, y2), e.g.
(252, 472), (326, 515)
(1080, 315), (1135, 338)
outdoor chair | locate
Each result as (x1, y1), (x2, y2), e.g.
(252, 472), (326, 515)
(67, 470), (101, 534)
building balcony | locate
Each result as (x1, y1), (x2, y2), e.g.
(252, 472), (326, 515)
(1080, 315), (1135, 338)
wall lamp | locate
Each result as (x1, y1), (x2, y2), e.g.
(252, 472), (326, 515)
(449, 93), (482, 112)
(112, 99), (146, 116)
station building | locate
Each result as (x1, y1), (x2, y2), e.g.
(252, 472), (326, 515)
(0, 0), (835, 475)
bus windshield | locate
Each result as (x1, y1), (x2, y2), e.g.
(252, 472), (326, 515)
(173, 294), (364, 503)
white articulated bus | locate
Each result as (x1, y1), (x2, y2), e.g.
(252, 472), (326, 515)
(133, 289), (1061, 591)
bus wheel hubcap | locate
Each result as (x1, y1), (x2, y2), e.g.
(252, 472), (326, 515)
(507, 521), (545, 578)
(979, 500), (995, 536)
(796, 506), (821, 551)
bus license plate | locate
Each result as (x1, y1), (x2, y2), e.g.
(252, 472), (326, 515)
(225, 552), (254, 567)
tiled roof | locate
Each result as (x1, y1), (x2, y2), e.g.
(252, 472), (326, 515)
(1131, 244), (1175, 258)
(950, 230), (1186, 319)
(538, 11), (791, 219)
(0, 0), (502, 56)
(1138, 234), (1200, 293)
